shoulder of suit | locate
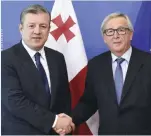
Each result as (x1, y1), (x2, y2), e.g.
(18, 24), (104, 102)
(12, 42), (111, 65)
(2, 42), (21, 56)
(1, 42), (22, 65)
(44, 46), (64, 58)
(132, 46), (151, 58)
(132, 47), (151, 66)
(89, 51), (110, 64)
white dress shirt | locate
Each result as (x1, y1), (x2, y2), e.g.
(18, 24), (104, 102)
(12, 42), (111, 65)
(22, 40), (51, 90)
(111, 46), (132, 83)
(22, 40), (58, 128)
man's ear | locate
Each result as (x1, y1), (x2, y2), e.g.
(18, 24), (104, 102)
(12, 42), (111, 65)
(19, 24), (23, 34)
(130, 31), (133, 41)
(103, 35), (107, 44)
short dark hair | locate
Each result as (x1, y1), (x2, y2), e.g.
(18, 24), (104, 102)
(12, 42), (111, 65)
(20, 4), (51, 24)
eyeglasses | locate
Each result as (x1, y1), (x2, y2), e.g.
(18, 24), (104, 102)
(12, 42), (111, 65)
(103, 27), (130, 36)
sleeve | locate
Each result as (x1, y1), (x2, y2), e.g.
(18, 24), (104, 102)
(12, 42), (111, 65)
(59, 54), (71, 116)
(1, 52), (56, 134)
(52, 115), (58, 128)
(72, 61), (98, 126)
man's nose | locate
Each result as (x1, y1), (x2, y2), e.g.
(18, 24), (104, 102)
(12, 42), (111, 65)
(34, 26), (41, 34)
(113, 30), (119, 38)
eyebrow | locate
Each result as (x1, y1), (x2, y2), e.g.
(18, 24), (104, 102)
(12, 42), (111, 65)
(27, 23), (48, 25)
(105, 26), (129, 29)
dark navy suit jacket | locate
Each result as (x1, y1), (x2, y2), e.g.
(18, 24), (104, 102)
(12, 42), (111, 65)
(1, 42), (71, 135)
(72, 47), (151, 135)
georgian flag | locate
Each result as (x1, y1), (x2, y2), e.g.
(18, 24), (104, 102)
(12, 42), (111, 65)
(45, 0), (99, 135)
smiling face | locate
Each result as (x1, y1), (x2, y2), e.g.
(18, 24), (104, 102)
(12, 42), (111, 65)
(19, 12), (50, 51)
(103, 17), (133, 57)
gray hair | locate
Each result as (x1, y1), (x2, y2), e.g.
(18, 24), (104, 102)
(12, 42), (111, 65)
(101, 12), (134, 35)
(20, 4), (51, 24)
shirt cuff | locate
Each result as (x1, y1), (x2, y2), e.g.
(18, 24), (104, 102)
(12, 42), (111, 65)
(52, 115), (58, 128)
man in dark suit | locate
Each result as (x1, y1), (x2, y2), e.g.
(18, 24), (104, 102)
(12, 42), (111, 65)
(64, 12), (151, 134)
(1, 4), (74, 135)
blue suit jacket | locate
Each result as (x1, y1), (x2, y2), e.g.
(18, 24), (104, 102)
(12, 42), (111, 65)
(72, 47), (151, 134)
(1, 42), (71, 135)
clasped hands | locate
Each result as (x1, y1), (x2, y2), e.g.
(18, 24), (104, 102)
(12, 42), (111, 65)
(53, 113), (75, 135)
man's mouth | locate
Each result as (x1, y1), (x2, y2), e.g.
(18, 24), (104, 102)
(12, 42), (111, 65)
(113, 41), (121, 44)
(32, 37), (41, 39)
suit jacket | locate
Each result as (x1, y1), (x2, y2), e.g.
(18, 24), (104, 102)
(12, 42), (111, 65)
(1, 42), (71, 135)
(72, 47), (151, 135)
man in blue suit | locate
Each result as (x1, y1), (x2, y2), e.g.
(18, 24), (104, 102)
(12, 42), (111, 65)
(1, 4), (74, 135)
(70, 12), (151, 134)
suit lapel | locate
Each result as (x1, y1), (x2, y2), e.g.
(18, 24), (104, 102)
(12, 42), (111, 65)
(121, 47), (144, 103)
(102, 52), (118, 104)
(18, 43), (41, 83)
(18, 43), (51, 103)
(44, 47), (58, 107)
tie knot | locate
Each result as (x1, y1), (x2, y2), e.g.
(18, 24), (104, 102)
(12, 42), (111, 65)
(116, 58), (125, 65)
(35, 52), (41, 61)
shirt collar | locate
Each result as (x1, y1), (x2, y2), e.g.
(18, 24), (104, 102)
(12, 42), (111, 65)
(111, 46), (132, 63)
(22, 40), (45, 60)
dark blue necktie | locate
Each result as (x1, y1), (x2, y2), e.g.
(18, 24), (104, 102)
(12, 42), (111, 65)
(114, 58), (125, 104)
(35, 52), (50, 96)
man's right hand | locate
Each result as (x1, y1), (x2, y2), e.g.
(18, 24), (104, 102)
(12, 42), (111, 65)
(53, 113), (75, 135)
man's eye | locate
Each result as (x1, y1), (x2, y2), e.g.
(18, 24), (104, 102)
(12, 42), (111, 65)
(118, 28), (125, 32)
(41, 26), (47, 28)
(108, 29), (114, 33)
(29, 25), (34, 28)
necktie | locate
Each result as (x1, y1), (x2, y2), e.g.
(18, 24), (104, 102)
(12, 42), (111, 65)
(114, 58), (125, 104)
(34, 52), (50, 96)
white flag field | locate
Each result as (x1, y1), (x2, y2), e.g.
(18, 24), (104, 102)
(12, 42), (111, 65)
(45, 0), (99, 135)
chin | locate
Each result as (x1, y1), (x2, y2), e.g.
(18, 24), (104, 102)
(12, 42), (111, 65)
(115, 45), (124, 50)
(112, 48), (123, 54)
(113, 47), (122, 52)
(32, 45), (43, 50)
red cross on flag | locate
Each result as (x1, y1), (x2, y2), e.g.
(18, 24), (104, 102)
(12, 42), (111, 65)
(45, 0), (99, 135)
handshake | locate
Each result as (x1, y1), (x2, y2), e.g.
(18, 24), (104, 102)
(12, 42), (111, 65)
(53, 113), (75, 135)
